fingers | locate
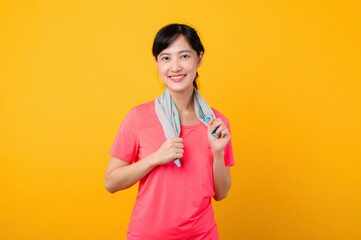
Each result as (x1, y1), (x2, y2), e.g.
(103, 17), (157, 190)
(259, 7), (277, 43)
(174, 143), (184, 148)
(207, 117), (215, 130)
(168, 138), (184, 148)
(173, 147), (184, 160)
(156, 137), (185, 165)
(214, 126), (226, 138)
(170, 137), (183, 143)
(209, 117), (216, 125)
(168, 137), (184, 159)
(208, 117), (229, 138)
(209, 118), (222, 131)
(215, 127), (230, 138)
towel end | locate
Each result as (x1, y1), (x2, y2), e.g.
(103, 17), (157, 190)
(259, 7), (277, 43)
(174, 159), (181, 167)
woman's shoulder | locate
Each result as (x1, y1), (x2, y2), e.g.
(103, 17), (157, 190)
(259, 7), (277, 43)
(134, 99), (155, 112)
(124, 100), (155, 119)
(122, 100), (157, 128)
(128, 100), (157, 122)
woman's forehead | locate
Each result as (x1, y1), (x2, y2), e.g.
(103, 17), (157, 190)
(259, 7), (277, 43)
(164, 35), (193, 50)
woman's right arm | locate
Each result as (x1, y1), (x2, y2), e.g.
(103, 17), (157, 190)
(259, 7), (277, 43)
(104, 137), (184, 193)
(104, 153), (157, 193)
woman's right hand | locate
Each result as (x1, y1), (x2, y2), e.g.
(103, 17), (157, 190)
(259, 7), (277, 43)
(151, 137), (184, 166)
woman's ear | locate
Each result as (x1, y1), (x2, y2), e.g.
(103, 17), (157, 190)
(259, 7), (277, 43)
(197, 51), (204, 68)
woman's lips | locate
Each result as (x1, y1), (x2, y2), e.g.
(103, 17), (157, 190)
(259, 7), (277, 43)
(169, 74), (186, 82)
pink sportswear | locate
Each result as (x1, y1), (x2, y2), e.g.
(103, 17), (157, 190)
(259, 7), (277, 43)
(109, 100), (235, 239)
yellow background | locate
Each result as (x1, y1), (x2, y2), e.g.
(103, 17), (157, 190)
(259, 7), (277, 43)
(1, 0), (360, 239)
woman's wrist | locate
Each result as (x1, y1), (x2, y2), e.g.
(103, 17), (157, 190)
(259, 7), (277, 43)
(147, 152), (160, 167)
(212, 149), (225, 158)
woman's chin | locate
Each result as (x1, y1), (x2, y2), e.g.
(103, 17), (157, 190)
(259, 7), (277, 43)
(166, 84), (194, 93)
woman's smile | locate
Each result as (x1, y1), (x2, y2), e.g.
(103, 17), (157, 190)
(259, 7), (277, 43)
(169, 74), (187, 82)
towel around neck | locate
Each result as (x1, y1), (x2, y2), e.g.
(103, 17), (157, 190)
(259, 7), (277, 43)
(155, 87), (216, 167)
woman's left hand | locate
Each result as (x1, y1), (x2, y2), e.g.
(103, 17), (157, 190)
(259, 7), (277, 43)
(207, 117), (231, 154)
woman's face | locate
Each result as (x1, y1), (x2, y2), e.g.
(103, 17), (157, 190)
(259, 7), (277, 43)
(155, 34), (203, 94)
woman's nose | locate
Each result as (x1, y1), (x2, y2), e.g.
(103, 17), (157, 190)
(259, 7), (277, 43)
(170, 59), (182, 71)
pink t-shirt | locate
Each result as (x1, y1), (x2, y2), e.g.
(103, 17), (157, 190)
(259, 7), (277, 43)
(109, 100), (235, 240)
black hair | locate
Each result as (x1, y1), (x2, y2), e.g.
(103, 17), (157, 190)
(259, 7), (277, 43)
(152, 23), (205, 90)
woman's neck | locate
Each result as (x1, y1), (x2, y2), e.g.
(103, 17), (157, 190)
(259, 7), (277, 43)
(168, 87), (194, 114)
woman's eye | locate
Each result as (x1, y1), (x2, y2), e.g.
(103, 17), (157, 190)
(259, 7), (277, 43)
(181, 55), (189, 59)
(161, 57), (169, 61)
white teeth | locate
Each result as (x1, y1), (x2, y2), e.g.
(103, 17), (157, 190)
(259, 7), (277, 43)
(170, 75), (186, 79)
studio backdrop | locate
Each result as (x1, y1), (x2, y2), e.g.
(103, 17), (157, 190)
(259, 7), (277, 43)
(0, 0), (360, 239)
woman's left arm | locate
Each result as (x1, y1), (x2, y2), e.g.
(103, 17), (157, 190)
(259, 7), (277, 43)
(212, 151), (231, 201)
(207, 117), (232, 201)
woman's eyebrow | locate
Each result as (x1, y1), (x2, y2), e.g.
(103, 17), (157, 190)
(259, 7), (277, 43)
(159, 50), (192, 56)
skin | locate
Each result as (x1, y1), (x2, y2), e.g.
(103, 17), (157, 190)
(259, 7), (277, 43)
(104, 34), (232, 201)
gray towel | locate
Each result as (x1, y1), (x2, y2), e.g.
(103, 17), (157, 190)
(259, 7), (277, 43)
(155, 87), (217, 167)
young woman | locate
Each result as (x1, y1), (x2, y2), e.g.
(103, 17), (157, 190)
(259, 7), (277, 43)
(105, 23), (235, 240)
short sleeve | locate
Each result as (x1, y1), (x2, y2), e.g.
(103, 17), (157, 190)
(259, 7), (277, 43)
(223, 118), (235, 166)
(109, 107), (139, 163)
